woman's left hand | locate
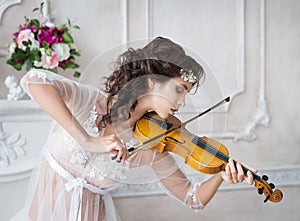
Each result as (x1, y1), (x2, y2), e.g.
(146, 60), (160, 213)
(220, 158), (258, 185)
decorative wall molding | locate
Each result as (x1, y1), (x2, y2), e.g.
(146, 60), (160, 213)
(112, 165), (300, 197)
(0, 0), (22, 56)
(235, 0), (246, 100)
(0, 100), (50, 121)
(220, 0), (269, 141)
(0, 0), (21, 23)
(0, 100), (50, 178)
(121, 0), (128, 44)
(145, 0), (152, 39)
(0, 160), (34, 182)
(0, 122), (26, 168)
(144, 0), (268, 142)
(146, 0), (246, 109)
(144, 0), (269, 142)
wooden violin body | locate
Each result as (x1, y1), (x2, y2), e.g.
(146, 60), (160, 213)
(134, 111), (228, 174)
(133, 111), (283, 203)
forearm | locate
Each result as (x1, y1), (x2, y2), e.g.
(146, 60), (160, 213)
(30, 84), (72, 133)
(28, 84), (92, 149)
(197, 172), (223, 206)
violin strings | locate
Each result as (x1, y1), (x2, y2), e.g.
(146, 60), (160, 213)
(194, 137), (261, 180)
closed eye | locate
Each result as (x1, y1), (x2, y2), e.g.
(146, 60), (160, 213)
(176, 86), (185, 94)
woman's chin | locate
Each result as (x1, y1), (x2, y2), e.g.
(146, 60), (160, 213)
(156, 111), (169, 120)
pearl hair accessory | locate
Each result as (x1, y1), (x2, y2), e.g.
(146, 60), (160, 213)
(180, 69), (198, 84)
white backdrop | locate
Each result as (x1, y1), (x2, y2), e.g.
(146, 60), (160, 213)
(0, 0), (299, 220)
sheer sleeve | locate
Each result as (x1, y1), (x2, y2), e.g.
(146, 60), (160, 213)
(128, 149), (205, 210)
(20, 69), (102, 115)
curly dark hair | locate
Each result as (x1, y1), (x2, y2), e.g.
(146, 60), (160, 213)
(101, 36), (205, 126)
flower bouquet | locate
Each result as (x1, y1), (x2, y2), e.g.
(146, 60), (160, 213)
(6, 4), (81, 77)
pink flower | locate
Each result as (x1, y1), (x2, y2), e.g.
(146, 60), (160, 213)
(17, 29), (35, 50)
(40, 49), (59, 69)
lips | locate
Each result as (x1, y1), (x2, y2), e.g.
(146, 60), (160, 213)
(170, 108), (178, 115)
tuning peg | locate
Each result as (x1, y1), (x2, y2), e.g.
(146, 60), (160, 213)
(262, 175), (269, 181)
(269, 183), (275, 189)
(264, 195), (270, 203)
(257, 187), (264, 195)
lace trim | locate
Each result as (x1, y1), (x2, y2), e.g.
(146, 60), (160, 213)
(185, 182), (204, 211)
(28, 70), (47, 81)
(64, 133), (92, 168)
(90, 155), (129, 181)
(83, 105), (99, 137)
(64, 105), (129, 181)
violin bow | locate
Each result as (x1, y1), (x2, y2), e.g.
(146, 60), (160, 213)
(127, 96), (230, 157)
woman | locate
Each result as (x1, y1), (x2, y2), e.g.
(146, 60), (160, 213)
(20, 36), (256, 221)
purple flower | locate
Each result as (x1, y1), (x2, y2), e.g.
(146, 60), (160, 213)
(37, 27), (58, 45)
(21, 25), (29, 30)
(29, 25), (38, 32)
(13, 32), (19, 37)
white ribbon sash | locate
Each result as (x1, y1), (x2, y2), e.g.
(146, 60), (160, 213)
(43, 148), (117, 221)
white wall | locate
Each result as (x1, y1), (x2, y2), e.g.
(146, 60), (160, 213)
(0, 0), (299, 220)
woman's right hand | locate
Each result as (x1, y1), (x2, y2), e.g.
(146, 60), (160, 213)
(86, 135), (129, 163)
(100, 135), (129, 163)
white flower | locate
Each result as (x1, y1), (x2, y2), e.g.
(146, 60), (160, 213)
(33, 60), (43, 67)
(30, 39), (40, 50)
(8, 42), (16, 56)
(52, 43), (70, 61)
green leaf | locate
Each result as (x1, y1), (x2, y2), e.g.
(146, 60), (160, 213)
(14, 62), (23, 71)
(22, 41), (29, 46)
(72, 25), (80, 30)
(58, 24), (67, 30)
(34, 54), (41, 62)
(25, 59), (33, 70)
(42, 41), (50, 48)
(45, 49), (52, 56)
(6, 58), (14, 66)
(60, 61), (79, 70)
(32, 7), (39, 12)
(62, 32), (74, 43)
(15, 48), (29, 61)
(70, 49), (81, 56)
(68, 18), (71, 27)
(40, 2), (44, 15)
(7, 59), (23, 71)
(73, 71), (81, 78)
(45, 68), (57, 73)
(31, 19), (40, 28)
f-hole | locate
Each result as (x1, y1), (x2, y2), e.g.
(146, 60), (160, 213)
(165, 136), (186, 144)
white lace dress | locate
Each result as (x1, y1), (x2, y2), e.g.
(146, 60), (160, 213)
(17, 69), (204, 221)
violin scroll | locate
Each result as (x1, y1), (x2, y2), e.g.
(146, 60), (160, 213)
(254, 174), (283, 203)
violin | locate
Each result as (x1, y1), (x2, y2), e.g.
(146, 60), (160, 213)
(131, 97), (283, 203)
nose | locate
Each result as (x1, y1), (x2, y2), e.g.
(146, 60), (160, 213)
(177, 97), (186, 107)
